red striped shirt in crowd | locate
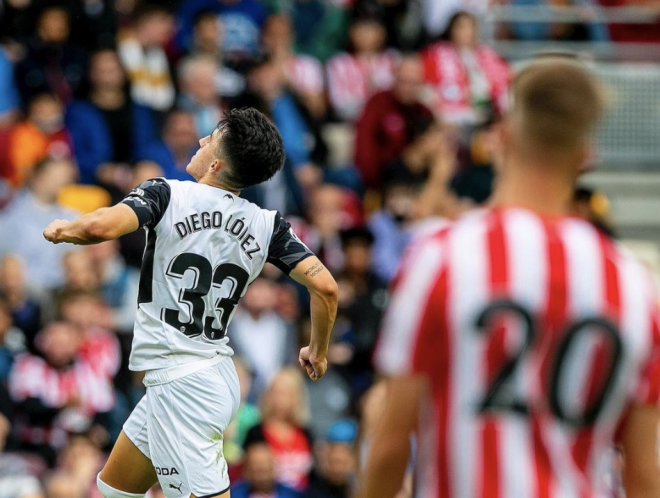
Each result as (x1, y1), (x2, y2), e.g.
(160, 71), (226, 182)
(375, 207), (660, 498)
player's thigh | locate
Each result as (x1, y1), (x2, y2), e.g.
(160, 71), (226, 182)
(190, 492), (230, 498)
(99, 431), (158, 494)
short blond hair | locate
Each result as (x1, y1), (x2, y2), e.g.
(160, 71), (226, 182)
(510, 59), (602, 152)
(261, 367), (310, 427)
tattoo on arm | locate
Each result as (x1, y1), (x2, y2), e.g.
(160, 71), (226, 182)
(304, 263), (326, 278)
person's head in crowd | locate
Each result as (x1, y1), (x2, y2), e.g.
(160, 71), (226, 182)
(381, 176), (417, 224)
(89, 49), (127, 93)
(308, 184), (349, 238)
(193, 10), (221, 54)
(178, 55), (219, 106)
(45, 472), (85, 498)
(242, 443), (279, 493)
(392, 55), (424, 105)
(349, 8), (387, 55)
(185, 108), (285, 190)
(261, 367), (309, 427)
(26, 93), (66, 135)
(132, 3), (174, 48)
(163, 109), (198, 152)
(241, 277), (278, 319)
(340, 228), (374, 277)
(500, 59), (602, 173)
(36, 322), (82, 369)
(573, 187), (614, 236)
(58, 433), (104, 483)
(61, 250), (99, 292)
(317, 419), (358, 487)
(275, 282), (301, 322)
(247, 54), (286, 103)
(28, 157), (77, 202)
(131, 161), (164, 189)
(399, 114), (445, 176)
(262, 15), (294, 56)
(59, 291), (112, 330)
(85, 240), (121, 279)
(0, 255), (28, 303)
(36, 5), (70, 45)
(442, 10), (479, 49)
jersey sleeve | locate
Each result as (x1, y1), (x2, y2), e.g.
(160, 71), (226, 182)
(374, 233), (448, 377)
(266, 212), (315, 275)
(121, 178), (171, 229)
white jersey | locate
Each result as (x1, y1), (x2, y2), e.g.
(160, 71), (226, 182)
(121, 178), (314, 371)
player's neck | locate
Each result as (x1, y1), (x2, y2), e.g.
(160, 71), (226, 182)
(492, 156), (576, 216)
(198, 175), (241, 195)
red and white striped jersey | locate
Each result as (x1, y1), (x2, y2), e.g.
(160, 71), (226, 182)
(375, 207), (660, 498)
(287, 55), (325, 96)
(326, 51), (398, 121)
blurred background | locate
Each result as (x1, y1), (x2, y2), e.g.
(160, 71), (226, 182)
(0, 0), (658, 497)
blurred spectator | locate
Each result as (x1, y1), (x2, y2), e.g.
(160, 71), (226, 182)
(419, 0), (490, 39)
(223, 358), (261, 465)
(176, 0), (267, 59)
(0, 256), (42, 350)
(65, 0), (118, 51)
(244, 368), (314, 491)
(14, 5), (87, 104)
(262, 14), (327, 120)
(231, 278), (296, 396)
(597, 0), (660, 43)
(55, 433), (105, 496)
(117, 3), (176, 116)
(327, 11), (398, 121)
(572, 186), (615, 237)
(189, 10), (245, 99)
(336, 228), (387, 384)
(232, 443), (302, 498)
(0, 297), (26, 383)
(353, 55), (432, 189)
(421, 11), (510, 127)
(8, 93), (73, 187)
(177, 55), (225, 137)
(8, 321), (115, 465)
(0, 157), (77, 291)
(367, 175), (417, 282)
(86, 241), (140, 334)
(44, 472), (85, 498)
(305, 419), (357, 498)
(0, 408), (45, 498)
(138, 109), (198, 181)
(65, 49), (157, 185)
(0, 46), (21, 128)
(284, 0), (348, 62)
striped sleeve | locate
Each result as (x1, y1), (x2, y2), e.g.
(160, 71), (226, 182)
(374, 232), (447, 376)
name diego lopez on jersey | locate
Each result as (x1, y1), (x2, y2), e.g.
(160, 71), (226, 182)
(174, 211), (261, 260)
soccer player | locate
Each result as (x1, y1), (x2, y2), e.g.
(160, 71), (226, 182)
(362, 61), (660, 498)
(43, 108), (338, 498)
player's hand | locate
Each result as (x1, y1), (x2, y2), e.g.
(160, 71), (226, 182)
(299, 346), (327, 382)
(43, 220), (69, 244)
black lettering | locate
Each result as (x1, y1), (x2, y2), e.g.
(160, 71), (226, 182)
(241, 234), (255, 253)
(238, 225), (249, 241)
(170, 468), (179, 476)
(156, 468), (162, 475)
(184, 216), (193, 233)
(191, 213), (201, 232)
(212, 211), (222, 228)
(201, 212), (211, 229)
(224, 214), (233, 232)
(175, 222), (188, 240)
(230, 218), (245, 236)
(245, 242), (260, 260)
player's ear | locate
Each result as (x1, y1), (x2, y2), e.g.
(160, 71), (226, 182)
(209, 158), (223, 174)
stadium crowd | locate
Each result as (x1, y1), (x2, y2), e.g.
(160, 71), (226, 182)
(0, 0), (655, 497)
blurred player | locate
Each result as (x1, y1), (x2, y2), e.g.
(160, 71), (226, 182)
(362, 61), (660, 498)
(43, 108), (338, 498)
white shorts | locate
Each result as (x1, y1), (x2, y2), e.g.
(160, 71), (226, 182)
(123, 356), (240, 498)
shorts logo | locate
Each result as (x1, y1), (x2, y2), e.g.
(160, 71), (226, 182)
(155, 467), (180, 476)
(169, 482), (183, 493)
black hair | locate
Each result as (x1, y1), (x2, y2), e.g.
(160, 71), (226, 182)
(407, 113), (436, 143)
(440, 10), (477, 42)
(216, 108), (285, 190)
(340, 227), (375, 247)
(133, 2), (173, 23)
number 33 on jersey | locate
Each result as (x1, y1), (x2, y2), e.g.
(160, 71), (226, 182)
(121, 178), (314, 372)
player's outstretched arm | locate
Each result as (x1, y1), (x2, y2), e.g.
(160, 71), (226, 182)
(289, 256), (338, 382)
(359, 375), (423, 498)
(620, 404), (660, 498)
(43, 204), (140, 245)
